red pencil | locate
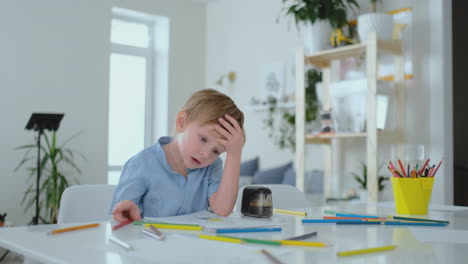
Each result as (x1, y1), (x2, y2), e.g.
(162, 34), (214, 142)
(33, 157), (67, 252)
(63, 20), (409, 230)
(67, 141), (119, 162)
(418, 158), (430, 176)
(431, 159), (444, 178)
(112, 219), (133, 231)
(397, 160), (407, 177)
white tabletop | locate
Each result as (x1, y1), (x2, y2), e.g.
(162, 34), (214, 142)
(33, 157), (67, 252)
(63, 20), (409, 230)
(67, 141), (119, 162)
(1, 203), (468, 264)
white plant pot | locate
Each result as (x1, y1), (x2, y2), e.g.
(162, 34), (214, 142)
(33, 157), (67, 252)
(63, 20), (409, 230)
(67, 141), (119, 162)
(357, 13), (394, 42)
(300, 20), (332, 55)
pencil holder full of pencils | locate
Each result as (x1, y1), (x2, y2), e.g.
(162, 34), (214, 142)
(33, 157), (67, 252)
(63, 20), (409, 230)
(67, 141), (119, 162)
(391, 177), (434, 215)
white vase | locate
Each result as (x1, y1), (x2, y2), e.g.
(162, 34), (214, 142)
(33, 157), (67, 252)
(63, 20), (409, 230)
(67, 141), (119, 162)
(300, 20), (332, 56)
(357, 13), (394, 42)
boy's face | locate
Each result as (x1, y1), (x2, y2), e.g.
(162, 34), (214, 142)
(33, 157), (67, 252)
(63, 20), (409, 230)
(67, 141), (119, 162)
(177, 121), (226, 169)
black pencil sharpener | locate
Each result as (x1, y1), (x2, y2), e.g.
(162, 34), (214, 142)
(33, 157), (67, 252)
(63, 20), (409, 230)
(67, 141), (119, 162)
(241, 186), (273, 218)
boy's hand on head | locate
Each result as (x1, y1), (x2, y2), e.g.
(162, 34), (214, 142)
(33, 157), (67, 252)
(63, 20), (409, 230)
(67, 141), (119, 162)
(215, 114), (244, 156)
(112, 200), (142, 223)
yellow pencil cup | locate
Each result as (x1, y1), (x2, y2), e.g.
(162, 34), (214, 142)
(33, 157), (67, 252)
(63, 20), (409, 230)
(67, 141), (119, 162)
(391, 177), (434, 215)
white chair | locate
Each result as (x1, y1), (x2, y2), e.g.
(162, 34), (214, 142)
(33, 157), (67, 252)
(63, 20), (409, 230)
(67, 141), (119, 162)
(57, 184), (116, 224)
(233, 184), (309, 212)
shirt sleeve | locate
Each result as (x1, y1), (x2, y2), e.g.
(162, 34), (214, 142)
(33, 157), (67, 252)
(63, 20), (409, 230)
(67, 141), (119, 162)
(207, 158), (223, 198)
(109, 156), (148, 215)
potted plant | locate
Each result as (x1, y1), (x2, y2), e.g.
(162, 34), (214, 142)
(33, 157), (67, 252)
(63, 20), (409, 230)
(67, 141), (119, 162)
(15, 131), (83, 224)
(352, 162), (389, 201)
(280, 0), (359, 54)
(263, 68), (321, 151)
(357, 0), (394, 42)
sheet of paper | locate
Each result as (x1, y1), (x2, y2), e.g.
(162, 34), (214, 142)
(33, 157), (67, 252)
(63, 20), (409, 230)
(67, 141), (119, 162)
(145, 210), (289, 229)
(125, 234), (292, 264)
(410, 228), (468, 244)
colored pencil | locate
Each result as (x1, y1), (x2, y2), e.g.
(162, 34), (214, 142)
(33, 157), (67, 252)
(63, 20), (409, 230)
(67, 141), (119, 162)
(389, 215), (450, 224)
(146, 223), (203, 231)
(383, 221), (447, 227)
(198, 234), (244, 244)
(324, 216), (387, 220)
(323, 209), (351, 215)
(273, 209), (307, 216)
(109, 235), (133, 250)
(336, 221), (386, 225)
(50, 223), (100, 235)
(275, 240), (327, 247)
(133, 221), (200, 227)
(112, 219), (133, 231)
(286, 232), (317, 240)
(302, 219), (364, 223)
(261, 249), (285, 264)
(215, 227), (282, 234)
(336, 213), (380, 218)
(235, 237), (282, 246)
(418, 158), (430, 175)
(431, 158), (444, 177)
(398, 159), (407, 177)
(337, 245), (396, 257)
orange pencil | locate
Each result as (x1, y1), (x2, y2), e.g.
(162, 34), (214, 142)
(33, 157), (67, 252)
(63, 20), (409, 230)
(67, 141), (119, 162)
(50, 223), (100, 235)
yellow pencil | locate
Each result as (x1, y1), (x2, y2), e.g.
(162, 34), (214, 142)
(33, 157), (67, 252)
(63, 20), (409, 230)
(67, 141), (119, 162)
(275, 240), (327, 247)
(50, 223), (100, 235)
(337, 245), (397, 257)
(199, 234), (244, 244)
(145, 223), (203, 231)
(273, 209), (307, 216)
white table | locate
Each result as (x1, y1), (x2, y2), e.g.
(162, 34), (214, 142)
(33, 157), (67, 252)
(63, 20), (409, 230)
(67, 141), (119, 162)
(1, 204), (468, 264)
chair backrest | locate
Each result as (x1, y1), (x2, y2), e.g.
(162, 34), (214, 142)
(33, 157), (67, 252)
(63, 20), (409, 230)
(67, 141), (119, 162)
(233, 184), (308, 212)
(58, 184), (116, 224)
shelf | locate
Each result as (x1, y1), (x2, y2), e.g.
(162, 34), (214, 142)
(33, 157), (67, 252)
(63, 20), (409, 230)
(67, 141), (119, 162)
(305, 130), (403, 144)
(243, 103), (295, 111)
(305, 40), (402, 68)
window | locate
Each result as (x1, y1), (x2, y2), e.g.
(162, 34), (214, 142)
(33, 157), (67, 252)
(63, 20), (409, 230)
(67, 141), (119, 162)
(108, 8), (169, 184)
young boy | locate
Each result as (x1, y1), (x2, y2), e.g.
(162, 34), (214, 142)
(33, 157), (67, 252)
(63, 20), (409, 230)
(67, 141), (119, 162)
(110, 89), (244, 223)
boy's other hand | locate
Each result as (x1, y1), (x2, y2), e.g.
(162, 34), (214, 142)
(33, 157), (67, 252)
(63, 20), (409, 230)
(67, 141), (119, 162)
(112, 200), (142, 223)
(215, 114), (244, 156)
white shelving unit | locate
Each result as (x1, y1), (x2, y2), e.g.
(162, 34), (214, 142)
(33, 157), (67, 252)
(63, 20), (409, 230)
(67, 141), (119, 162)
(295, 32), (405, 202)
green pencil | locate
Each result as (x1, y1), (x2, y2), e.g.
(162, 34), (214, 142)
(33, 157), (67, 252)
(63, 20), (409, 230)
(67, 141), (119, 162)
(220, 236), (281, 246)
(390, 216), (450, 224)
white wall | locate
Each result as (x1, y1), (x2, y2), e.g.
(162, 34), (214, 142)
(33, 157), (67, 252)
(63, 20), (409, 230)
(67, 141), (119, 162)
(0, 0), (206, 225)
(205, 0), (453, 204)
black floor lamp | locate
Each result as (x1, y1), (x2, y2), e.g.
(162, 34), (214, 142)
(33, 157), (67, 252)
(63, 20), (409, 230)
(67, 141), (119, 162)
(25, 113), (64, 225)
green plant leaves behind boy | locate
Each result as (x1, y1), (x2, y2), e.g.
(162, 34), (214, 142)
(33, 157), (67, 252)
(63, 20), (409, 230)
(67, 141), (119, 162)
(15, 131), (83, 224)
(352, 162), (389, 191)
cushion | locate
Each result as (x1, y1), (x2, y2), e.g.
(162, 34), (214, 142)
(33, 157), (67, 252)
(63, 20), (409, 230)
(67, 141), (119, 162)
(240, 156), (259, 176)
(282, 166), (295, 186)
(253, 162), (292, 184)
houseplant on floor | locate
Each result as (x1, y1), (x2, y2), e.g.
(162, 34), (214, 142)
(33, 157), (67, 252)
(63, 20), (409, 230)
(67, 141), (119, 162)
(15, 131), (83, 224)
(280, 0), (360, 54)
(352, 162), (389, 201)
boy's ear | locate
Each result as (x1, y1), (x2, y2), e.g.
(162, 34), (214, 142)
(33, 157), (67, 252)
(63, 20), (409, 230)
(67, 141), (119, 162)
(175, 111), (188, 132)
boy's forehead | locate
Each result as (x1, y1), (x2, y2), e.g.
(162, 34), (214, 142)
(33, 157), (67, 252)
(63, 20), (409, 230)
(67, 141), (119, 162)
(200, 123), (226, 139)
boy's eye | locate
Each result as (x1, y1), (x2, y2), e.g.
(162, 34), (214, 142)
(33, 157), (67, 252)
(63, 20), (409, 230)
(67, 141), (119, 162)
(213, 150), (220, 155)
(200, 136), (207, 142)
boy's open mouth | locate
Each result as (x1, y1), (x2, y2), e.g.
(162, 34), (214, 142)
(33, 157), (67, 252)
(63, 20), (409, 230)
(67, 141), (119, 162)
(191, 157), (201, 165)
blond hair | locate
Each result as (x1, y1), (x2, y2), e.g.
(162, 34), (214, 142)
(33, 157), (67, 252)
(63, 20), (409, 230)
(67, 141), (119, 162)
(181, 89), (244, 134)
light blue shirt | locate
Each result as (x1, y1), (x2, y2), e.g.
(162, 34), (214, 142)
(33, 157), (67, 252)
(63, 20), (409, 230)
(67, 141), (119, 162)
(110, 137), (223, 218)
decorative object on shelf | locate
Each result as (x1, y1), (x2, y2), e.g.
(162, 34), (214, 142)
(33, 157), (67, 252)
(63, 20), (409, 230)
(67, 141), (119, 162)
(0, 213), (6, 227)
(262, 64), (284, 100)
(15, 114), (83, 224)
(352, 162), (389, 201)
(280, 0), (359, 54)
(357, 0), (394, 41)
(319, 110), (334, 134)
(216, 71), (236, 89)
(263, 68), (321, 151)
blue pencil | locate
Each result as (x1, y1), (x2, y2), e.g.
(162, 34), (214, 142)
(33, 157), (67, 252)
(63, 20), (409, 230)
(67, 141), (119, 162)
(336, 221), (384, 225)
(215, 227), (282, 234)
(335, 213), (380, 218)
(302, 219), (364, 223)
